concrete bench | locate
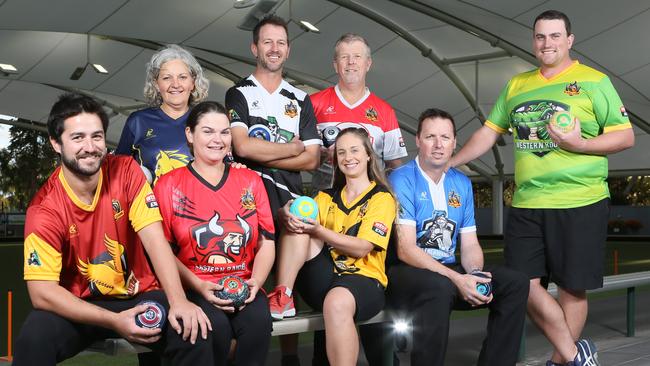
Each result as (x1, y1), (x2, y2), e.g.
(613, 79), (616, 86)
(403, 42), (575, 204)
(87, 271), (650, 362)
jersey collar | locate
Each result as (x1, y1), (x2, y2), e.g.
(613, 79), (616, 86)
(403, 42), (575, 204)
(58, 167), (103, 212)
(334, 84), (371, 109)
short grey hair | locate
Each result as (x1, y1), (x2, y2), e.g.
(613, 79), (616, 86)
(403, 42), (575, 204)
(334, 33), (372, 60)
(143, 44), (209, 107)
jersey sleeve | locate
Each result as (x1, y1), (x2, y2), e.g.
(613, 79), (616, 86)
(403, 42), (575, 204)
(298, 96), (322, 147)
(356, 192), (395, 251)
(382, 108), (408, 161)
(593, 76), (633, 133)
(485, 81), (512, 134)
(123, 158), (163, 232)
(23, 206), (64, 281)
(115, 114), (136, 155)
(251, 172), (275, 240)
(152, 174), (175, 243)
(225, 87), (251, 131)
(389, 169), (416, 227)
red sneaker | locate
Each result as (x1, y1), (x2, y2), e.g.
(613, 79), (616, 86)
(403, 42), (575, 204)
(268, 286), (296, 320)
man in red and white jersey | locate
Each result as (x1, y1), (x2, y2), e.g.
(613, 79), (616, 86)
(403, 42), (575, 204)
(310, 33), (408, 191)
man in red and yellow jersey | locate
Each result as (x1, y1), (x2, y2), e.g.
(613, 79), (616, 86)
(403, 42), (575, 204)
(14, 94), (214, 366)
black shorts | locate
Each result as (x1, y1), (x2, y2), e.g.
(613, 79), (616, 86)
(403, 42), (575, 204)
(504, 198), (609, 290)
(295, 248), (385, 321)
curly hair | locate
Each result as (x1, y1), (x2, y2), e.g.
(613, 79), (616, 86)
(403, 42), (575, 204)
(143, 44), (209, 107)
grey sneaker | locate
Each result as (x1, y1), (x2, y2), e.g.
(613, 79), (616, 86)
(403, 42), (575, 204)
(569, 338), (600, 366)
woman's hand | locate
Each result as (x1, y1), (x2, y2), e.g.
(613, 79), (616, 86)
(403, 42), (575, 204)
(198, 280), (236, 313)
(240, 278), (261, 311)
(280, 200), (304, 234)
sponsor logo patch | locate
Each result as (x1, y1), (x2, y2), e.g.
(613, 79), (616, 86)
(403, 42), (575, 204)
(398, 136), (405, 148)
(69, 224), (78, 236)
(620, 106), (628, 117)
(145, 193), (159, 208)
(372, 222), (388, 237)
(228, 109), (240, 121)
(27, 249), (41, 266)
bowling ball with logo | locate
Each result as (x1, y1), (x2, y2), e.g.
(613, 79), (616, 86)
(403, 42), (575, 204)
(321, 126), (340, 148)
(472, 272), (492, 297)
(135, 301), (166, 329)
(215, 275), (250, 308)
(290, 196), (319, 222)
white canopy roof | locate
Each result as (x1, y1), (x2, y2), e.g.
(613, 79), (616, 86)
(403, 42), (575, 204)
(1, 0), (648, 179)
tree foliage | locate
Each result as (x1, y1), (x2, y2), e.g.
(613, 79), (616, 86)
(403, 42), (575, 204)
(0, 126), (58, 211)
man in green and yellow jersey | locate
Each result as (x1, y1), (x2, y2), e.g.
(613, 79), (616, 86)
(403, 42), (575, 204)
(450, 10), (634, 366)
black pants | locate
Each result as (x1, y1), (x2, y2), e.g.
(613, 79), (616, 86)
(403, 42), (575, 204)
(13, 290), (214, 366)
(387, 264), (529, 366)
(190, 290), (272, 365)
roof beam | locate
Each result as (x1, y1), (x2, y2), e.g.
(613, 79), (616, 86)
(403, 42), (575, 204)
(442, 50), (511, 65)
(327, 0), (502, 180)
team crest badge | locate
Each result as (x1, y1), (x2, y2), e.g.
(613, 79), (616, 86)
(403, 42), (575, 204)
(447, 191), (461, 208)
(564, 81), (581, 96)
(365, 107), (378, 122)
(241, 188), (256, 210)
(228, 109), (240, 121)
(358, 201), (369, 219)
(285, 101), (298, 118)
(112, 199), (124, 220)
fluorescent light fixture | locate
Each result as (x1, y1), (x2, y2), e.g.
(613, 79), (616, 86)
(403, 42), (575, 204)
(393, 320), (409, 334)
(234, 0), (258, 9)
(299, 20), (319, 33)
(0, 63), (18, 75)
(92, 64), (108, 74)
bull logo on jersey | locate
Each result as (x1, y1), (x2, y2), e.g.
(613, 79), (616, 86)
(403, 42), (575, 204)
(240, 188), (256, 210)
(510, 100), (570, 157)
(448, 191), (461, 208)
(284, 100), (298, 118)
(154, 150), (190, 184)
(77, 234), (139, 298)
(191, 212), (251, 264)
(564, 81), (581, 96)
(365, 107), (378, 122)
(417, 211), (457, 258)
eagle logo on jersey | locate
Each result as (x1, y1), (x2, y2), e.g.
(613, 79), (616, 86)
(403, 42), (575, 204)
(77, 234), (139, 298)
(564, 81), (581, 96)
(154, 150), (190, 184)
(191, 212), (252, 265)
(112, 199), (124, 220)
(447, 191), (461, 208)
(241, 188), (256, 210)
(365, 107), (378, 122)
(285, 100), (298, 118)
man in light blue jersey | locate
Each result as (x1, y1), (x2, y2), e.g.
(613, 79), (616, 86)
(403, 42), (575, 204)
(388, 108), (528, 366)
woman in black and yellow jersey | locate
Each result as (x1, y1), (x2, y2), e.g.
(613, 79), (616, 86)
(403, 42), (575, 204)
(268, 127), (396, 366)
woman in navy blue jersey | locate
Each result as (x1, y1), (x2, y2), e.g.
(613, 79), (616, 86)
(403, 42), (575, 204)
(115, 44), (209, 184)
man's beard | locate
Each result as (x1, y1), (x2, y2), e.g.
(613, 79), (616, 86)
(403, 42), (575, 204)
(61, 150), (106, 177)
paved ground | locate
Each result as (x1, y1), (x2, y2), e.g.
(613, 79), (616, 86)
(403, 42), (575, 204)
(266, 287), (650, 365)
